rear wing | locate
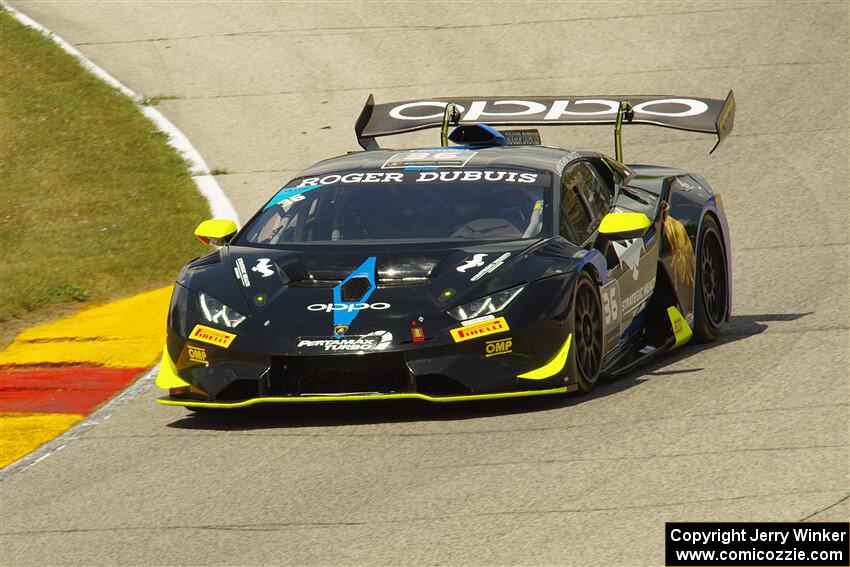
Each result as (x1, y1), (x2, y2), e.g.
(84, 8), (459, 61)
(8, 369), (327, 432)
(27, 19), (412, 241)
(355, 92), (735, 155)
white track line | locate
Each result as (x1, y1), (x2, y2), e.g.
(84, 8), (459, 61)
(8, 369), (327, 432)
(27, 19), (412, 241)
(2, 1), (239, 223)
(1, 3), (238, 476)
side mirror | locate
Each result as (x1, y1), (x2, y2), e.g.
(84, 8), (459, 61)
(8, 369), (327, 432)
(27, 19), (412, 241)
(194, 219), (237, 246)
(598, 212), (651, 240)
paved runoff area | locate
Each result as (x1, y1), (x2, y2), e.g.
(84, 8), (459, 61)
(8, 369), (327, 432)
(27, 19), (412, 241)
(2, 1), (848, 565)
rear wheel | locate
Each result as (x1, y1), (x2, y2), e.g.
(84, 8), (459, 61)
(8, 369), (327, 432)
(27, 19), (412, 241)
(573, 272), (603, 393)
(693, 215), (728, 342)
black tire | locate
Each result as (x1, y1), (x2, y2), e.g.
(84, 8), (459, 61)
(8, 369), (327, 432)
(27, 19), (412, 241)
(573, 271), (603, 393)
(693, 215), (728, 343)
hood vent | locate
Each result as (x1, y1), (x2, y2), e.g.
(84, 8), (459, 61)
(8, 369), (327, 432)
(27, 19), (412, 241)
(341, 276), (372, 301)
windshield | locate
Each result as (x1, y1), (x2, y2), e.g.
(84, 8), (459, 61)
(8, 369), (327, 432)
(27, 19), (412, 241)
(240, 169), (551, 245)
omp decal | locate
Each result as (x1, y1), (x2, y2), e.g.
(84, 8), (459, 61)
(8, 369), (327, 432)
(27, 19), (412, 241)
(383, 150), (477, 169)
(331, 257), (378, 337)
(187, 345), (207, 364)
(189, 325), (236, 348)
(450, 317), (509, 342)
(233, 258), (250, 287)
(457, 254), (487, 273)
(264, 184), (320, 210)
(252, 258), (274, 278)
(518, 334), (572, 380)
(157, 386), (572, 407)
(297, 331), (392, 352)
(484, 338), (512, 357)
(470, 252), (511, 282)
(667, 306), (693, 348)
(612, 238), (645, 280)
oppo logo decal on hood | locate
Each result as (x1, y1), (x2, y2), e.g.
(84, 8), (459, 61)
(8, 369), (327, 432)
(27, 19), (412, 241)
(307, 302), (390, 313)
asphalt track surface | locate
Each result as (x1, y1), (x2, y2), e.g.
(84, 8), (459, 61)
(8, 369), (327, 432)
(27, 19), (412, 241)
(2, 2), (848, 565)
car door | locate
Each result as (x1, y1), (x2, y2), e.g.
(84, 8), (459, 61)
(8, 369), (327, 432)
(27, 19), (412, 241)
(560, 159), (659, 351)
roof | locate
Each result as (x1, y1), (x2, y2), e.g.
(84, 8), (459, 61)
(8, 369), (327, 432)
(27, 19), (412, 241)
(297, 145), (595, 179)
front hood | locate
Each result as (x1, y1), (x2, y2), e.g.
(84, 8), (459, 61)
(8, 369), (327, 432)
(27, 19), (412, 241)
(176, 238), (584, 352)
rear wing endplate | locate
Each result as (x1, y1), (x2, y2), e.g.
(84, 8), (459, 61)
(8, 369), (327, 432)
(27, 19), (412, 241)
(355, 92), (735, 154)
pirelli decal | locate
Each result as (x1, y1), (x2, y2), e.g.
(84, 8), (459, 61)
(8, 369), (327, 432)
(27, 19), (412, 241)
(189, 324), (236, 348)
(450, 317), (509, 343)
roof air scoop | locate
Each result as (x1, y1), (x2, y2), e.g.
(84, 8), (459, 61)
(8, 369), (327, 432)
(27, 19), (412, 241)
(448, 123), (507, 147)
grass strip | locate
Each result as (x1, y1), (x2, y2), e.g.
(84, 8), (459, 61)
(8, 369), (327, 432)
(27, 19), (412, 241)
(0, 10), (209, 346)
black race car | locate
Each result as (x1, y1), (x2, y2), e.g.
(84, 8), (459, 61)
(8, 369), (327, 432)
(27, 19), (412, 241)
(156, 93), (735, 408)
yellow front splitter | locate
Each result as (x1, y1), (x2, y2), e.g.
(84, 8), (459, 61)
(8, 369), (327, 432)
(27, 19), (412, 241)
(157, 386), (575, 409)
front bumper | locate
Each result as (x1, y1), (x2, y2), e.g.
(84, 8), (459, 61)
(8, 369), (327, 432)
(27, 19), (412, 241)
(157, 386), (573, 408)
(156, 329), (577, 407)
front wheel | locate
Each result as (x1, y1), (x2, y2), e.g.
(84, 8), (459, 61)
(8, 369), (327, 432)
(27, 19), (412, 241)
(573, 272), (603, 393)
(693, 215), (728, 342)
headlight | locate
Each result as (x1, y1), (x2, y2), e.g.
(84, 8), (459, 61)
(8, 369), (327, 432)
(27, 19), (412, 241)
(198, 292), (247, 328)
(447, 285), (524, 321)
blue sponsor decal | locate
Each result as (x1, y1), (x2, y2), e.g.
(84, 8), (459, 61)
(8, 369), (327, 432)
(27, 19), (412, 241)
(263, 184), (321, 210)
(332, 256), (377, 338)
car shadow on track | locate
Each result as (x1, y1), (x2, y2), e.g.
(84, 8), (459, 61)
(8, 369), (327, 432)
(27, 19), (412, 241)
(166, 312), (809, 431)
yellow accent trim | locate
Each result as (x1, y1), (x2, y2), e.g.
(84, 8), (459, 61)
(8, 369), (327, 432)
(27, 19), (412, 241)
(450, 317), (509, 343)
(194, 219), (237, 244)
(189, 324), (236, 348)
(518, 333), (572, 380)
(667, 306), (693, 348)
(0, 287), (170, 368)
(598, 212), (652, 235)
(155, 346), (190, 389)
(0, 412), (84, 468)
(157, 387), (569, 408)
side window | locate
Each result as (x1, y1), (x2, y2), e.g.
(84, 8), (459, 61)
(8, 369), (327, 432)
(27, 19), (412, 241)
(560, 162), (607, 244)
(584, 163), (615, 220)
